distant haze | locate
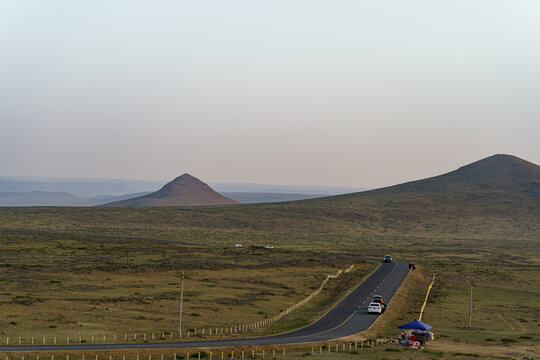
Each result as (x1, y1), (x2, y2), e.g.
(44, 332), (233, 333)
(1, 1), (539, 188)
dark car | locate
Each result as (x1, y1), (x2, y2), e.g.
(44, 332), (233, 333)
(383, 255), (392, 263)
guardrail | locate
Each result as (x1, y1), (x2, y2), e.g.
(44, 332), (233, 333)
(0, 338), (393, 359)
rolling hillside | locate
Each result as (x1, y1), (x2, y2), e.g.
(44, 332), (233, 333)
(314, 154), (540, 214)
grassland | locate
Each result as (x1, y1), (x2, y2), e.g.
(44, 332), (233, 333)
(0, 156), (538, 357)
(0, 227), (378, 342)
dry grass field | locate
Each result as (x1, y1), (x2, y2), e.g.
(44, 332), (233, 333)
(0, 155), (538, 357)
(0, 227), (377, 342)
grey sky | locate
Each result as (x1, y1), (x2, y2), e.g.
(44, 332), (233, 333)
(1, 0), (539, 188)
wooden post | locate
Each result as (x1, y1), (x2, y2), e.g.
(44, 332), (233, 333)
(179, 271), (184, 337)
(468, 277), (473, 328)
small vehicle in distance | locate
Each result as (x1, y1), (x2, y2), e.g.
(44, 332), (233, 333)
(383, 255), (392, 263)
(367, 302), (382, 314)
(371, 295), (387, 312)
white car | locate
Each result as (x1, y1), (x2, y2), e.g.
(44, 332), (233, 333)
(367, 302), (382, 314)
(265, 245), (274, 249)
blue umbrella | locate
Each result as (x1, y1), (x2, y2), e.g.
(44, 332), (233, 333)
(398, 319), (432, 330)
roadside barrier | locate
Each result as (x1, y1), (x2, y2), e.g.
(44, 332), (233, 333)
(0, 338), (393, 359)
(419, 273), (435, 321)
(0, 265), (357, 346)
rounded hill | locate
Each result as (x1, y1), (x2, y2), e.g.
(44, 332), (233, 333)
(102, 174), (239, 206)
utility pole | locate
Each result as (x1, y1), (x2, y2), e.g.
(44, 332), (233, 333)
(468, 277), (473, 328)
(179, 271), (184, 337)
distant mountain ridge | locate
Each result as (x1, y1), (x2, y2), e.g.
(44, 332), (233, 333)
(103, 173), (238, 206)
(221, 192), (324, 204)
(0, 191), (152, 206)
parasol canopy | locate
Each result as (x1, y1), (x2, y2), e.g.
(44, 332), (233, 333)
(398, 319), (432, 330)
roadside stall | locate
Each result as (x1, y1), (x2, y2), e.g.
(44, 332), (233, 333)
(397, 319), (434, 348)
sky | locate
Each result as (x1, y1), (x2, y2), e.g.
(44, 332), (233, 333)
(1, 0), (539, 188)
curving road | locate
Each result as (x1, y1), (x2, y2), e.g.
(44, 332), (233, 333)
(1, 260), (409, 351)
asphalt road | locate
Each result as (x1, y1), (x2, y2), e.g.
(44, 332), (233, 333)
(1, 260), (410, 351)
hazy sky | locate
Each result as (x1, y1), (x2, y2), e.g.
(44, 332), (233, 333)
(1, 1), (539, 188)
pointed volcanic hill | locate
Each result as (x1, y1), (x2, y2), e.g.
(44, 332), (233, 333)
(310, 154), (540, 216)
(103, 174), (239, 206)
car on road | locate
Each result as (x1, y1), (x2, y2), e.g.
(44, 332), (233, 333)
(367, 302), (382, 314)
(371, 295), (387, 312)
(383, 255), (392, 263)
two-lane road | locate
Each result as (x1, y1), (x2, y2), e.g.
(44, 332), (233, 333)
(1, 260), (410, 351)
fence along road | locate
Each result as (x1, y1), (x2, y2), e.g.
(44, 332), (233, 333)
(1, 260), (410, 351)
